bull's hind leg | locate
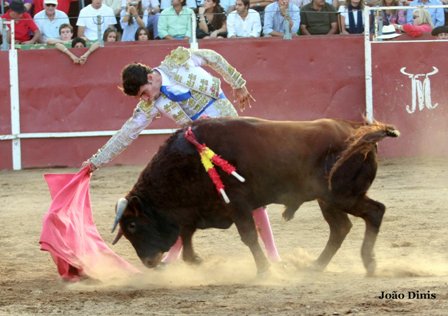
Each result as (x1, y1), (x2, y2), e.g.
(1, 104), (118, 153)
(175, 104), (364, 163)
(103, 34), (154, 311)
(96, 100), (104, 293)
(314, 200), (353, 271)
(349, 197), (385, 276)
(232, 204), (270, 275)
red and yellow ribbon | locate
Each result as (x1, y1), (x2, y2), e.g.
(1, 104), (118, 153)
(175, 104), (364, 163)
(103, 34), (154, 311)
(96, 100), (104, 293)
(185, 127), (245, 203)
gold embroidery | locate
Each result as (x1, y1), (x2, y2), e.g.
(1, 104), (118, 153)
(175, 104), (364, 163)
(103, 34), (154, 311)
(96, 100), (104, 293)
(137, 100), (154, 114)
(162, 47), (191, 68)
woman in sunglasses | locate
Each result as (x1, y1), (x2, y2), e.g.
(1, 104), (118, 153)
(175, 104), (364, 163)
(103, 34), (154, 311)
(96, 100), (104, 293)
(393, 7), (433, 37)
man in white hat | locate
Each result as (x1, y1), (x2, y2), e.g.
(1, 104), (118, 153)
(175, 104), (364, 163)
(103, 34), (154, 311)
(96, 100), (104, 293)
(33, 0), (70, 43)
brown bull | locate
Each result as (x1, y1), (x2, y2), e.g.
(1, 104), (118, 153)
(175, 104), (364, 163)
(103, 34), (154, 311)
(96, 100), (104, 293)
(112, 117), (399, 276)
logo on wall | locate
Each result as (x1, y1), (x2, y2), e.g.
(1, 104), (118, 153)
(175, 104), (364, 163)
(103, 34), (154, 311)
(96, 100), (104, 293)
(400, 67), (439, 114)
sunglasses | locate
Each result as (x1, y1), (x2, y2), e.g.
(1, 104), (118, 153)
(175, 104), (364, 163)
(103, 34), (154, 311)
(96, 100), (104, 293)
(45, 3), (56, 6)
(413, 15), (419, 19)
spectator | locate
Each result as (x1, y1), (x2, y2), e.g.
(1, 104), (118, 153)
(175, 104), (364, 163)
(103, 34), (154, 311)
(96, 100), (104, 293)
(55, 37), (100, 64)
(300, 0), (338, 35)
(339, 0), (365, 34)
(395, 7), (433, 37)
(135, 25), (151, 40)
(3, 0), (32, 13)
(379, 0), (406, 26)
(197, 0), (227, 38)
(227, 0), (262, 37)
(120, 0), (148, 41)
(145, 0), (161, 39)
(406, 0), (444, 27)
(46, 22), (73, 44)
(104, 0), (123, 33)
(33, 0), (70, 44)
(104, 0), (123, 17)
(293, 0), (338, 8)
(33, 0), (71, 15)
(263, 0), (300, 36)
(1, 0), (40, 44)
(103, 26), (120, 41)
(158, 0), (194, 40)
(431, 25), (448, 38)
(76, 0), (116, 41)
(160, 0), (201, 10)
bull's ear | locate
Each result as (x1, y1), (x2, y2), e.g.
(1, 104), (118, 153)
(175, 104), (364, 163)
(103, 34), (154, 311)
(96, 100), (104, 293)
(126, 196), (144, 217)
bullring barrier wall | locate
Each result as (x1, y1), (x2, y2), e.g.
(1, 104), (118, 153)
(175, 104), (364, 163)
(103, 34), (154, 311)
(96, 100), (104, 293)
(0, 36), (446, 170)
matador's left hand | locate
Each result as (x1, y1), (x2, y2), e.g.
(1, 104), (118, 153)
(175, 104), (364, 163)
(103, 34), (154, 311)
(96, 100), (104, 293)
(233, 86), (255, 112)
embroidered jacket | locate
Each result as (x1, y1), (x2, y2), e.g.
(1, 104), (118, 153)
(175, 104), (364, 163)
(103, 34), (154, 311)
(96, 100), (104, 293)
(89, 47), (245, 168)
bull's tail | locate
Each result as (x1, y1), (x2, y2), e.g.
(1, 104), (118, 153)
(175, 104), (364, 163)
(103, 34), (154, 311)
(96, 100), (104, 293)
(329, 122), (400, 193)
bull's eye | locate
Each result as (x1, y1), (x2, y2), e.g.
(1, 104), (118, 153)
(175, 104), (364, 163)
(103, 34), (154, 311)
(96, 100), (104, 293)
(127, 222), (137, 234)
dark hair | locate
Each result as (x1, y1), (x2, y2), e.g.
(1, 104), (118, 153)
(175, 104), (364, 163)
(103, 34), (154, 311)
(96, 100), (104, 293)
(207, 0), (226, 31)
(240, 0), (250, 7)
(58, 23), (73, 35)
(134, 26), (150, 41)
(121, 63), (153, 96)
(103, 26), (120, 42)
(71, 37), (86, 48)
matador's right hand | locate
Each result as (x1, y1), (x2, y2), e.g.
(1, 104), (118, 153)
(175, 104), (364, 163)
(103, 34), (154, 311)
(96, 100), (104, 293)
(81, 160), (97, 173)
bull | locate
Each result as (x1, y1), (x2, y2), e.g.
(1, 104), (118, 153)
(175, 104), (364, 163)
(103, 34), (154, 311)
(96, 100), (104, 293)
(111, 117), (399, 276)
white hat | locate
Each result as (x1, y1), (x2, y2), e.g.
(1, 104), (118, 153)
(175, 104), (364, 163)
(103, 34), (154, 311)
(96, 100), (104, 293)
(44, 0), (58, 5)
(377, 24), (401, 40)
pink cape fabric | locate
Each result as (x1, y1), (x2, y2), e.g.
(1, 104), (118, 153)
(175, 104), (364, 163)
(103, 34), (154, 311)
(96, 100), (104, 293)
(40, 167), (140, 281)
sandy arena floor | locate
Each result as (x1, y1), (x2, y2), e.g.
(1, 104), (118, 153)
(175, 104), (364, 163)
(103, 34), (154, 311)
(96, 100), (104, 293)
(0, 157), (447, 315)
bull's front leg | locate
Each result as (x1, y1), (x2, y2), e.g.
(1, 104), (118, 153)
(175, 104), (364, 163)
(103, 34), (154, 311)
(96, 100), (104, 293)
(232, 206), (270, 275)
(181, 226), (202, 265)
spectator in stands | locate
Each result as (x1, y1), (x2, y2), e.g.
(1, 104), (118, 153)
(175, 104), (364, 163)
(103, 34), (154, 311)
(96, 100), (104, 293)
(55, 37), (100, 64)
(3, 0), (32, 13)
(120, 0), (148, 41)
(395, 7), (433, 37)
(160, 0), (203, 10)
(76, 0), (117, 41)
(227, 0), (262, 37)
(46, 22), (73, 45)
(406, 0), (444, 27)
(33, 0), (71, 15)
(293, 0), (338, 8)
(197, 0), (227, 38)
(299, 0), (338, 35)
(145, 0), (161, 39)
(34, 0), (70, 44)
(105, 0), (123, 17)
(338, 0), (365, 34)
(250, 0), (273, 22)
(379, 0), (406, 25)
(103, 26), (120, 41)
(431, 25), (448, 38)
(263, 0), (300, 36)
(158, 0), (194, 40)
(135, 26), (151, 40)
(1, 0), (40, 44)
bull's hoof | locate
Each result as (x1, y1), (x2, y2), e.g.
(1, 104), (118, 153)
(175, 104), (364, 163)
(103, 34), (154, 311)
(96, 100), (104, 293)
(184, 254), (203, 265)
(309, 260), (326, 272)
(365, 261), (376, 277)
(282, 210), (294, 222)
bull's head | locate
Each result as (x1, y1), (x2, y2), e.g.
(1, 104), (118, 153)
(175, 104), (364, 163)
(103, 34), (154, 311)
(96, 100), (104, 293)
(112, 196), (180, 268)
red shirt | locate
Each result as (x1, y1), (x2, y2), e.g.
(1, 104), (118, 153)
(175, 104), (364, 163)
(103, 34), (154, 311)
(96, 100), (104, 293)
(1, 11), (39, 43)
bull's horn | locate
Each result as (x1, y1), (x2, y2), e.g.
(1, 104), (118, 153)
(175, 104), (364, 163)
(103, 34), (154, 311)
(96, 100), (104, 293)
(111, 197), (128, 233)
(112, 227), (124, 245)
